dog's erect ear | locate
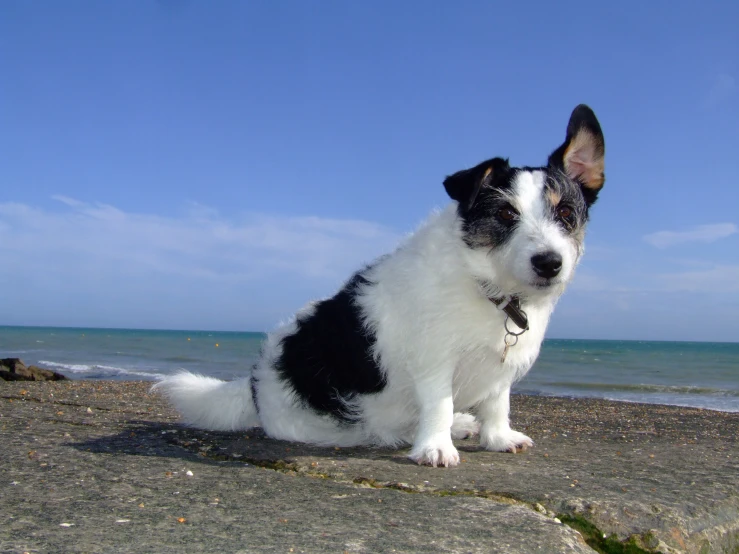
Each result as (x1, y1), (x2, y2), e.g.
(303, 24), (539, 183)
(444, 158), (509, 212)
(548, 104), (605, 205)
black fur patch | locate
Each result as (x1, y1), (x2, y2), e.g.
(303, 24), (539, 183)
(452, 158), (520, 249)
(545, 170), (590, 235)
(449, 159), (591, 249)
(274, 272), (386, 422)
(447, 104), (603, 249)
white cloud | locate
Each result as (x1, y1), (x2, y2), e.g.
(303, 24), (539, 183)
(643, 223), (737, 248)
(50, 195), (86, 208)
(569, 272), (610, 292)
(0, 197), (402, 282)
(656, 265), (739, 293)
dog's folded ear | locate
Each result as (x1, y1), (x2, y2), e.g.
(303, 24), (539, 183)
(548, 104), (605, 206)
(444, 157), (509, 212)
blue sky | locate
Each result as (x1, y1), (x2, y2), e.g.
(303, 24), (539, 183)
(1, 1), (737, 341)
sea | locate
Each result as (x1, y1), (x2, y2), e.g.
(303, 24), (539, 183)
(1, 325), (738, 413)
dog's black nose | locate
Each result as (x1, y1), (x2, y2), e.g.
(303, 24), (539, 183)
(531, 251), (562, 279)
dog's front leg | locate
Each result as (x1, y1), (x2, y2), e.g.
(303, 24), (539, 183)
(408, 378), (459, 467)
(477, 386), (533, 453)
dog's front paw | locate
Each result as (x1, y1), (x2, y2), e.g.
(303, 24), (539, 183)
(480, 428), (534, 453)
(451, 412), (480, 440)
(409, 436), (460, 467)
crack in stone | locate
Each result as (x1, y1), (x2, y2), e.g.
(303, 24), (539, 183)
(194, 447), (667, 553)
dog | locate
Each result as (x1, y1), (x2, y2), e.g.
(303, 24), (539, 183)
(153, 104), (605, 467)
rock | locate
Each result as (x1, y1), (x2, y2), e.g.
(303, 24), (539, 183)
(0, 369), (26, 381)
(27, 365), (68, 381)
(0, 358), (68, 381)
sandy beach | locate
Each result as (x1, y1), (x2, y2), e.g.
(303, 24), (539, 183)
(1, 380), (738, 553)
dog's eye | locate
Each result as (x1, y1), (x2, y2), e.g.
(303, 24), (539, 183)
(498, 207), (518, 221)
(557, 205), (574, 221)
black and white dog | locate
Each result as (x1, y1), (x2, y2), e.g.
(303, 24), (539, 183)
(154, 105), (605, 467)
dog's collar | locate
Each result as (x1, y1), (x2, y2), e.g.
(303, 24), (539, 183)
(483, 288), (530, 363)
(488, 294), (529, 331)
(478, 283), (529, 332)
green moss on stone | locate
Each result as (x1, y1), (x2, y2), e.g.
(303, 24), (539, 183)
(558, 514), (652, 554)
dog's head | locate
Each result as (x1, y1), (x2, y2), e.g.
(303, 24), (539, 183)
(444, 104), (605, 298)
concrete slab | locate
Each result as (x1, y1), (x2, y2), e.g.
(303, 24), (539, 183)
(2, 381), (737, 553)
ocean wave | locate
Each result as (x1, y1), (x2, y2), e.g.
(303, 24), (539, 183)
(39, 360), (95, 372)
(119, 369), (167, 380)
(38, 360), (165, 380)
(515, 389), (739, 413)
(601, 396), (739, 413)
(542, 381), (739, 397)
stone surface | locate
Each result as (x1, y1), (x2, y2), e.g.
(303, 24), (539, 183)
(0, 358), (68, 381)
(1, 381), (737, 553)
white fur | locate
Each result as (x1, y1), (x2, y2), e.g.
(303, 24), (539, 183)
(153, 170), (584, 467)
(152, 371), (259, 431)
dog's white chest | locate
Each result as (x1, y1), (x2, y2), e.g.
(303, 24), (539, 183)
(451, 303), (550, 409)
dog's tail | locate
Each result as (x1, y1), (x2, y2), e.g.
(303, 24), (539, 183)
(151, 371), (260, 431)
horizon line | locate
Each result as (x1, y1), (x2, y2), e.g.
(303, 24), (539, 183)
(1, 324), (737, 345)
